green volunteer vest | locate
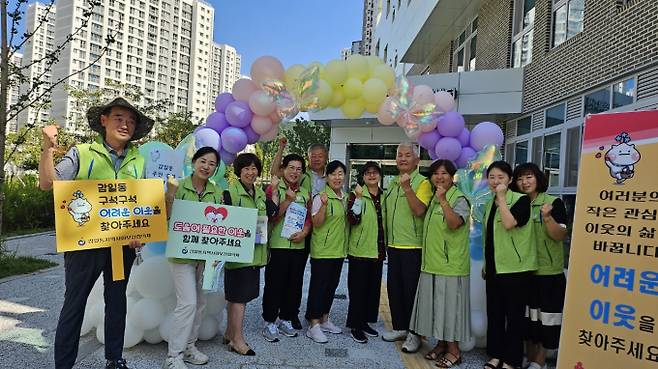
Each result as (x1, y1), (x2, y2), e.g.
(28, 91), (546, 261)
(482, 190), (537, 274)
(269, 181), (310, 250)
(299, 170), (313, 195)
(224, 181), (268, 270)
(531, 193), (565, 275)
(170, 175), (224, 264)
(347, 188), (385, 259)
(384, 169), (427, 248)
(311, 185), (348, 259)
(421, 186), (470, 276)
(75, 135), (144, 180)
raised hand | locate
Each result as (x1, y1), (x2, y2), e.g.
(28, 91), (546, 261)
(42, 125), (58, 150)
(166, 175), (179, 194)
(540, 203), (553, 218)
(354, 183), (363, 198)
(320, 192), (328, 205)
(435, 185), (447, 202)
(400, 173), (411, 190)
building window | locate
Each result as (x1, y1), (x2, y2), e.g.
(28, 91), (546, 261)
(517, 116), (531, 135)
(612, 78), (636, 108)
(564, 126), (581, 187)
(545, 103), (565, 128)
(452, 16), (478, 72)
(512, 0), (534, 68)
(552, 0), (584, 48)
(543, 133), (561, 187)
(515, 140), (529, 166)
(532, 136), (542, 165)
(584, 88), (610, 115)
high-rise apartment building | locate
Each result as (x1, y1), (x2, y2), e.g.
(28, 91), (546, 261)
(49, 0), (216, 133)
(6, 53), (24, 134)
(361, 0), (375, 55)
(208, 43), (241, 115)
(17, 2), (56, 129)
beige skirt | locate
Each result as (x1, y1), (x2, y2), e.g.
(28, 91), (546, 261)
(409, 272), (472, 342)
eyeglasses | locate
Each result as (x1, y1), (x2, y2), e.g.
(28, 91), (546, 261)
(286, 166), (303, 172)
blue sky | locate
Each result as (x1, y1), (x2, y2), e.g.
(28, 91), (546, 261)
(208, 0), (364, 74)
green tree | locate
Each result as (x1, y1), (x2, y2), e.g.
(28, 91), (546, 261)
(153, 111), (202, 148)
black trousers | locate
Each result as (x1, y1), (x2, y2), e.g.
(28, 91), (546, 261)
(305, 258), (343, 321)
(346, 257), (383, 329)
(486, 272), (532, 368)
(54, 247), (136, 369)
(386, 247), (421, 331)
(262, 248), (307, 323)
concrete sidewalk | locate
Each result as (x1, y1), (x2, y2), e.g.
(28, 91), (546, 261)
(0, 233), (553, 369)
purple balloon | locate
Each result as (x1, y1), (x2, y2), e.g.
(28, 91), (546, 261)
(221, 127), (248, 154)
(428, 149), (438, 160)
(206, 112), (229, 134)
(220, 149), (237, 165)
(194, 127), (222, 151)
(215, 93), (235, 113)
(456, 146), (478, 168)
(225, 101), (253, 128)
(434, 137), (462, 162)
(470, 121), (504, 151)
(418, 130), (442, 150)
(457, 128), (470, 147)
(437, 111), (465, 137)
(243, 125), (260, 145)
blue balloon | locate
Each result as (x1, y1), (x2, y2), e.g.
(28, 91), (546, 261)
(143, 241), (167, 256)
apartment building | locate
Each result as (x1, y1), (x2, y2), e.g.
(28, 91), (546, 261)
(208, 43), (241, 115)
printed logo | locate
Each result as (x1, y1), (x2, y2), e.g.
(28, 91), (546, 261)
(604, 132), (641, 185)
(68, 190), (92, 226)
(204, 206), (228, 223)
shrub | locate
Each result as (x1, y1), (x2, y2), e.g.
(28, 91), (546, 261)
(2, 175), (54, 234)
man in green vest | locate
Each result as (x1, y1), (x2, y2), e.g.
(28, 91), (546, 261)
(39, 98), (154, 369)
(382, 143), (432, 353)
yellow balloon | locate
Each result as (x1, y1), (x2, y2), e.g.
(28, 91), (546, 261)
(346, 54), (370, 81)
(285, 64), (305, 87)
(362, 78), (388, 104)
(366, 55), (384, 71)
(329, 89), (346, 108)
(341, 99), (366, 119)
(371, 64), (396, 89)
(324, 59), (348, 87)
(317, 79), (333, 108)
(342, 78), (363, 99)
(365, 101), (380, 114)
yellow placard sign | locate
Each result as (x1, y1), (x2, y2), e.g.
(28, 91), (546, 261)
(53, 179), (168, 280)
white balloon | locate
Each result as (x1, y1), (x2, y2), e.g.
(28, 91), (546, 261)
(80, 307), (95, 336)
(134, 257), (174, 299)
(129, 298), (165, 330)
(143, 327), (163, 344)
(126, 296), (138, 316)
(126, 266), (138, 295)
(197, 315), (219, 341)
(159, 312), (175, 342)
(204, 292), (226, 316)
(123, 323), (144, 348)
(470, 261), (486, 311)
(475, 335), (487, 348)
(215, 309), (224, 327)
(96, 323), (105, 344)
(459, 336), (476, 352)
(470, 310), (488, 337)
(88, 277), (104, 304)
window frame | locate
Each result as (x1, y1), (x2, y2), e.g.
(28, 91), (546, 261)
(511, 0), (535, 68)
(452, 16), (478, 73)
(551, 0), (585, 48)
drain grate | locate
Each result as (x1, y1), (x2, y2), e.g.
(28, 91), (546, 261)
(334, 293), (347, 300)
(325, 348), (348, 358)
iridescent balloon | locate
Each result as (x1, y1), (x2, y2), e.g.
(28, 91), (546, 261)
(261, 64), (321, 123)
(174, 133), (228, 189)
(387, 76), (437, 133)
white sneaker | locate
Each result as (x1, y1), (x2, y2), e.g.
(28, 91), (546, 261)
(183, 344), (208, 365)
(306, 323), (328, 343)
(382, 329), (407, 342)
(163, 355), (188, 369)
(401, 333), (421, 353)
(278, 319), (298, 337)
(319, 319), (342, 334)
(262, 322), (280, 342)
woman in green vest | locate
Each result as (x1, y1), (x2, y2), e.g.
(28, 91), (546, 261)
(165, 146), (222, 369)
(346, 161), (386, 344)
(408, 160), (471, 368)
(223, 153), (277, 356)
(512, 163), (568, 369)
(305, 160), (348, 344)
(261, 153), (312, 343)
(482, 161), (535, 369)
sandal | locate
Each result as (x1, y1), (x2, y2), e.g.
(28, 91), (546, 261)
(425, 343), (448, 360)
(484, 359), (501, 369)
(222, 334), (230, 345)
(229, 343), (256, 356)
(436, 352), (462, 368)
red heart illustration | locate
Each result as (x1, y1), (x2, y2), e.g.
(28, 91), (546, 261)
(204, 206), (228, 222)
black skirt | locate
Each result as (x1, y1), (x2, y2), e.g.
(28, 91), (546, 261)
(224, 266), (261, 303)
(525, 273), (566, 349)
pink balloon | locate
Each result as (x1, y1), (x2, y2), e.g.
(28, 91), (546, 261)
(250, 115), (273, 135)
(413, 85), (435, 105)
(259, 125), (279, 142)
(269, 111), (282, 125)
(434, 91), (455, 112)
(250, 56), (285, 87)
(377, 98), (395, 125)
(249, 90), (276, 116)
(434, 137), (462, 162)
(232, 79), (258, 101)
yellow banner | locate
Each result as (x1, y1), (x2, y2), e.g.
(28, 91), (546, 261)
(53, 179), (168, 280)
(558, 111), (658, 369)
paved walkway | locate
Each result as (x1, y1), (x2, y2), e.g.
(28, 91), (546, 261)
(0, 233), (553, 369)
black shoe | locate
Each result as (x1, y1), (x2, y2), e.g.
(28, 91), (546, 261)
(362, 324), (379, 337)
(351, 329), (368, 344)
(105, 358), (129, 369)
(291, 316), (303, 330)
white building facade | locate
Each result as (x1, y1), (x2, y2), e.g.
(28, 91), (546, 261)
(207, 43), (241, 115)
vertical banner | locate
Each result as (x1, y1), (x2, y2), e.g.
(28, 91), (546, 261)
(558, 111), (658, 369)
